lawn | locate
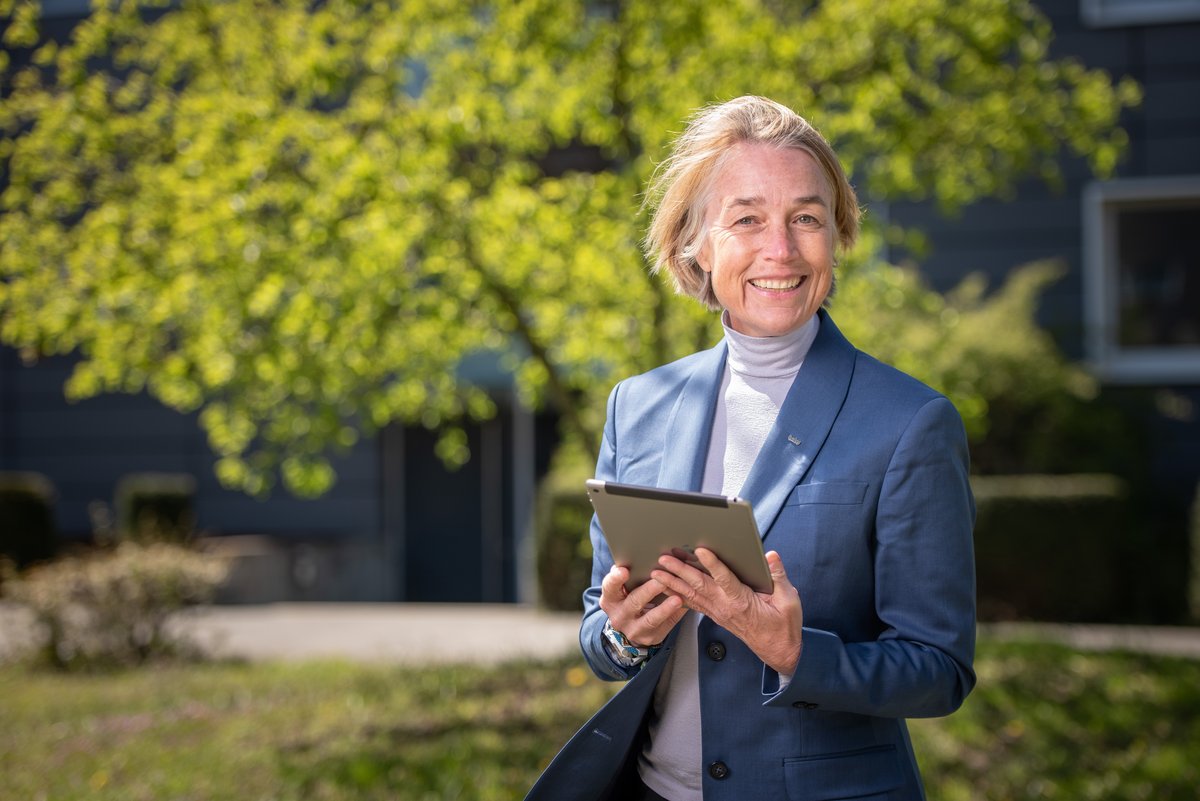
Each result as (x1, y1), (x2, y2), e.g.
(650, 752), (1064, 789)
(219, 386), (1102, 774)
(2, 638), (1197, 800)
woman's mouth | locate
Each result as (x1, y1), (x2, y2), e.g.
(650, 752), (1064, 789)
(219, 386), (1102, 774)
(749, 276), (805, 291)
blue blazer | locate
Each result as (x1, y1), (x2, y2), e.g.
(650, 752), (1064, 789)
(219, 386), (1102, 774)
(527, 311), (976, 801)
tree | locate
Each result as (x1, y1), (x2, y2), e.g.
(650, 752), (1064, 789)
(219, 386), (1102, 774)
(0, 0), (1139, 496)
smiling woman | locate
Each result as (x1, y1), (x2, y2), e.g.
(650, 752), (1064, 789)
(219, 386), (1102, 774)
(696, 143), (835, 338)
(526, 96), (977, 801)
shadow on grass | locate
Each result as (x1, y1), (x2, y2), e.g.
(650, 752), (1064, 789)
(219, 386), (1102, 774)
(910, 640), (1200, 801)
(274, 658), (614, 801)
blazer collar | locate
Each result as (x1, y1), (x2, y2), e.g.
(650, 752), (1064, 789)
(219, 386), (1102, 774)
(655, 310), (858, 536)
(655, 339), (728, 492)
(740, 310), (857, 537)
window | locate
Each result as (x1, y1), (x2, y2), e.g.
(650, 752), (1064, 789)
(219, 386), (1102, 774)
(1081, 0), (1200, 27)
(1084, 176), (1200, 383)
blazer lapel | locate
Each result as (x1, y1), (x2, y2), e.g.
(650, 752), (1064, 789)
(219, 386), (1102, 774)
(655, 341), (728, 492)
(739, 311), (857, 538)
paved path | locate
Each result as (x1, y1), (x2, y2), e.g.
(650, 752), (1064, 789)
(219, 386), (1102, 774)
(177, 603), (584, 664)
(980, 621), (1200, 660)
(0, 602), (583, 665)
(3, 602), (1200, 665)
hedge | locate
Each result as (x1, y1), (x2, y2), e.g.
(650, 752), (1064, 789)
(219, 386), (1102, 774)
(535, 467), (594, 612)
(114, 472), (197, 543)
(0, 471), (57, 572)
(537, 471), (1159, 623)
(1190, 480), (1200, 623)
(971, 474), (1133, 623)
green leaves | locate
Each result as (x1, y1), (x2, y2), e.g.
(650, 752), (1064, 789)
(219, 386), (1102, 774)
(0, 0), (1138, 495)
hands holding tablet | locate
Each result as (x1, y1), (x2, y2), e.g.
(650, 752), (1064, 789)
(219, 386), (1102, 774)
(599, 565), (688, 653)
(599, 547), (805, 676)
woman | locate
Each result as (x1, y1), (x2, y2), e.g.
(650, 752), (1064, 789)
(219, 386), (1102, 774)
(527, 96), (976, 801)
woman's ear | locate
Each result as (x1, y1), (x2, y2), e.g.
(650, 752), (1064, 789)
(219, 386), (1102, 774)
(695, 240), (712, 273)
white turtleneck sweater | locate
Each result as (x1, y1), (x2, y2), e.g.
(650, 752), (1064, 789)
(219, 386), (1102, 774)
(638, 312), (819, 801)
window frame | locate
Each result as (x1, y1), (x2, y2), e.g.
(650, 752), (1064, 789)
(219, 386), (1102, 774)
(1081, 0), (1200, 27)
(1083, 175), (1200, 384)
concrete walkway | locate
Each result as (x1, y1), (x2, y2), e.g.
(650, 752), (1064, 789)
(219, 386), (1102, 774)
(980, 621), (1200, 660)
(0, 602), (583, 665)
(3, 602), (1200, 665)
(177, 603), (584, 664)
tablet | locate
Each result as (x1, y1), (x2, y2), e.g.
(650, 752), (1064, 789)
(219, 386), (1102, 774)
(586, 479), (774, 595)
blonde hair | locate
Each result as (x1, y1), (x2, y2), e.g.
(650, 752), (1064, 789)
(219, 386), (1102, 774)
(643, 96), (860, 309)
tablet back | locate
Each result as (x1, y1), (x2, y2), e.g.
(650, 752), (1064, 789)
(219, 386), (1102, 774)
(586, 479), (773, 594)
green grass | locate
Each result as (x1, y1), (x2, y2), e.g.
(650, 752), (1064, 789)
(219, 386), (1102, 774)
(2, 638), (1198, 800)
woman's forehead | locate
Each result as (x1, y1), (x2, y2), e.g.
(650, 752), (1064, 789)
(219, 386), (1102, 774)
(708, 143), (832, 205)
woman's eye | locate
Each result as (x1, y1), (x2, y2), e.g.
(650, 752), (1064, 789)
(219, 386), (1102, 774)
(735, 216), (756, 225)
(794, 214), (818, 225)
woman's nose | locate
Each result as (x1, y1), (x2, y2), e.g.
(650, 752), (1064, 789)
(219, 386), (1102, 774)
(762, 222), (797, 260)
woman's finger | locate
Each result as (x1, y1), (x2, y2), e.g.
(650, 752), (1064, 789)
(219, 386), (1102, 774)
(692, 547), (741, 592)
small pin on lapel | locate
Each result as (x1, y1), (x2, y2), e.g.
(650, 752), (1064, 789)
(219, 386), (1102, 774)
(787, 434), (802, 446)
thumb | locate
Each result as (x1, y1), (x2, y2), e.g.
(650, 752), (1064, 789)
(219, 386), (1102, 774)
(764, 550), (791, 593)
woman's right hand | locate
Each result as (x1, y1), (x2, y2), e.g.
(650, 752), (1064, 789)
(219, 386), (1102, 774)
(598, 564), (688, 647)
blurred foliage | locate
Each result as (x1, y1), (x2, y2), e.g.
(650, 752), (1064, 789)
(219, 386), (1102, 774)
(534, 462), (593, 611)
(911, 640), (1200, 801)
(0, 0), (1140, 496)
(0, 471), (57, 572)
(835, 259), (1134, 475)
(113, 471), (197, 544)
(1191, 481), (1200, 622)
(971, 474), (1135, 622)
(0, 640), (1198, 799)
(2, 541), (228, 669)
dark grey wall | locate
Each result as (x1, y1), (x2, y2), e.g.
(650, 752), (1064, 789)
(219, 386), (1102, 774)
(0, 347), (382, 542)
(886, 0), (1200, 513)
(889, 1), (1200, 351)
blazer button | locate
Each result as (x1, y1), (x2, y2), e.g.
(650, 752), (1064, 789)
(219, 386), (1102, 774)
(706, 641), (726, 661)
(708, 761), (730, 780)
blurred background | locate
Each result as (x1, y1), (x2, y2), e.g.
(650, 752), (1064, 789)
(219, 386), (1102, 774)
(0, 0), (1196, 623)
(2, 2), (1200, 800)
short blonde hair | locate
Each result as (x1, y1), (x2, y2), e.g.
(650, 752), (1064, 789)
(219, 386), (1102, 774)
(643, 96), (860, 309)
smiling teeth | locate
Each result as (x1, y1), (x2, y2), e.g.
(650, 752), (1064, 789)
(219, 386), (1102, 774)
(750, 278), (802, 290)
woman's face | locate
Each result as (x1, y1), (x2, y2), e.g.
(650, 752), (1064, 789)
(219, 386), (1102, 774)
(696, 143), (836, 338)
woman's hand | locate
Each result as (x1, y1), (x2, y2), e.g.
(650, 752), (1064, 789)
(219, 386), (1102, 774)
(599, 565), (688, 648)
(651, 548), (803, 675)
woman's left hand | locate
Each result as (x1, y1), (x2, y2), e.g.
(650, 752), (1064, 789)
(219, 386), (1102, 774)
(651, 548), (803, 675)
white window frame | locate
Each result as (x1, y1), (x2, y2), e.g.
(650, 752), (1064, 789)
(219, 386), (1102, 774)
(1082, 0), (1200, 27)
(1083, 175), (1200, 384)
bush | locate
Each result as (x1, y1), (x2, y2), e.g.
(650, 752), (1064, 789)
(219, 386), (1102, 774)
(1191, 481), (1200, 623)
(114, 472), (197, 543)
(0, 471), (57, 573)
(535, 466), (594, 612)
(534, 468), (1158, 623)
(972, 474), (1135, 623)
(3, 542), (229, 669)
(836, 261), (1139, 475)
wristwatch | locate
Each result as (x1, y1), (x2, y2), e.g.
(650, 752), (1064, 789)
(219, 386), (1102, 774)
(602, 619), (661, 666)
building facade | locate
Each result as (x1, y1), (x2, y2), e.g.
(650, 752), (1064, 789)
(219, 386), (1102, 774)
(2, 0), (1197, 605)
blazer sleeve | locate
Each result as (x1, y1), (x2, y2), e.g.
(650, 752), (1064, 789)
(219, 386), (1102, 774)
(765, 395), (977, 718)
(578, 381), (643, 682)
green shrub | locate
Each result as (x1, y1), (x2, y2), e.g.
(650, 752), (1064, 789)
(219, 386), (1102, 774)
(0, 471), (57, 573)
(972, 474), (1135, 623)
(535, 466), (594, 612)
(535, 468), (1153, 622)
(1190, 481), (1200, 623)
(114, 472), (197, 543)
(3, 542), (229, 669)
(836, 261), (1139, 475)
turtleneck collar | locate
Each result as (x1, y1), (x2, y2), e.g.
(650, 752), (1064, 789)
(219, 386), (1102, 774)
(721, 310), (819, 379)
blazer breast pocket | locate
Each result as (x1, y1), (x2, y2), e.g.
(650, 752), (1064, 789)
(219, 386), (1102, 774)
(785, 481), (869, 507)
